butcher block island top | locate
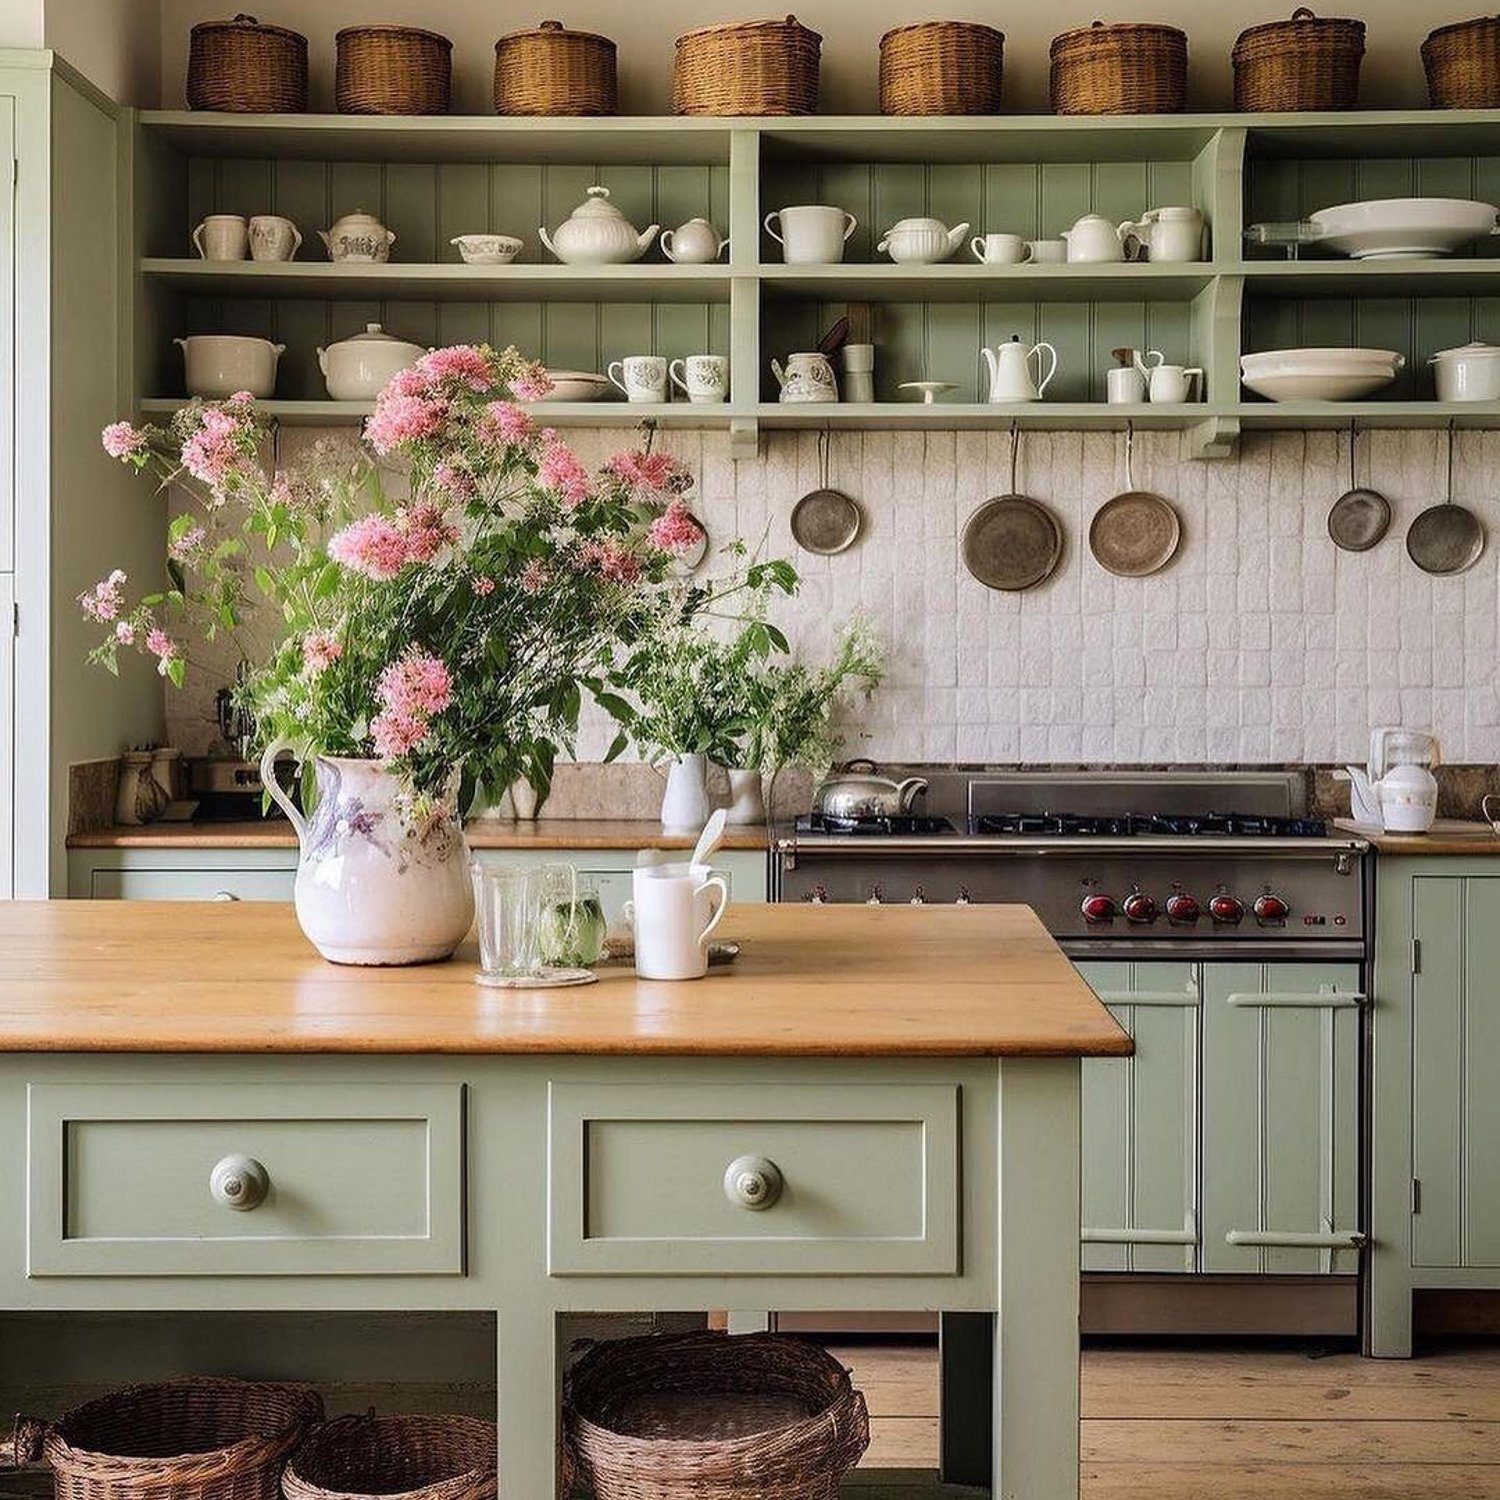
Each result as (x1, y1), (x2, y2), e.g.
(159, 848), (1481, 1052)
(0, 901), (1128, 1058)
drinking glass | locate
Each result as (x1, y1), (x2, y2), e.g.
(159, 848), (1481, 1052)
(472, 864), (542, 983)
(534, 864), (608, 968)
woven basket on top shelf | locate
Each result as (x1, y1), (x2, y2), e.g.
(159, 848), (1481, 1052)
(187, 14), (307, 113)
(1233, 8), (1365, 112)
(672, 16), (822, 116)
(879, 22), (1005, 115)
(8, 1379), (322, 1500)
(494, 20), (618, 115)
(1050, 21), (1188, 115)
(335, 26), (452, 115)
(565, 1331), (870, 1500)
(282, 1413), (497, 1500)
(1423, 16), (1500, 108)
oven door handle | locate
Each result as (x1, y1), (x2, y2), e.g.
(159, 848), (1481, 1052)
(1225, 1228), (1367, 1250)
(1083, 1213), (1198, 1247)
(1225, 987), (1365, 1009)
(1094, 988), (1199, 1008)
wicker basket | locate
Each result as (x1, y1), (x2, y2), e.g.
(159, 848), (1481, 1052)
(565, 1331), (869, 1500)
(494, 20), (617, 116)
(282, 1414), (496, 1500)
(8, 1379), (322, 1500)
(1050, 21), (1188, 115)
(1423, 16), (1500, 109)
(1233, 8), (1365, 112)
(879, 22), (1005, 115)
(336, 26), (452, 115)
(673, 16), (821, 116)
(187, 14), (308, 113)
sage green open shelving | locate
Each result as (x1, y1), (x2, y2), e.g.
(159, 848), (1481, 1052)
(128, 108), (1500, 460)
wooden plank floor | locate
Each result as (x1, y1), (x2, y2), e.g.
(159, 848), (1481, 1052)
(830, 1339), (1500, 1499)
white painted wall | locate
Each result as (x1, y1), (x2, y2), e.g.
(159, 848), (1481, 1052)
(45, 0), (161, 104)
(0, 2), (44, 50)
(157, 0), (1485, 114)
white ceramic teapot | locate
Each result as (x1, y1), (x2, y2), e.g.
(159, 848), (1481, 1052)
(540, 185), (658, 265)
(983, 336), (1057, 403)
(660, 217), (728, 264)
(1061, 212), (1132, 264)
(319, 210), (395, 263)
(1341, 727), (1440, 833)
(877, 216), (971, 264)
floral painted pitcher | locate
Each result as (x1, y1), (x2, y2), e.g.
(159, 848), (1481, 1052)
(262, 744), (473, 966)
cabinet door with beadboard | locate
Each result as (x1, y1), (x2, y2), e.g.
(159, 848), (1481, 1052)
(1074, 961), (1199, 1272)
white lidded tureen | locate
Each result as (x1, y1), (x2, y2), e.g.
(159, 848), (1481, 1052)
(318, 210), (396, 264)
(539, 186), (659, 265)
(877, 217), (970, 264)
(318, 323), (427, 401)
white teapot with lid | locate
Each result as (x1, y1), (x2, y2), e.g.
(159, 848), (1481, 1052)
(540, 185), (659, 265)
(319, 210), (395, 263)
(660, 217), (728, 264)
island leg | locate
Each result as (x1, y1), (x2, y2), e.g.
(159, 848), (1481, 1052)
(995, 1057), (1081, 1500)
(497, 1297), (560, 1500)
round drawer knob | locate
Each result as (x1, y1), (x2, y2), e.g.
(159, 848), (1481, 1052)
(210, 1155), (269, 1211)
(723, 1155), (783, 1211)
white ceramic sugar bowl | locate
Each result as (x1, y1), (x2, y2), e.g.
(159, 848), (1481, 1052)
(660, 218), (728, 263)
(318, 210), (396, 264)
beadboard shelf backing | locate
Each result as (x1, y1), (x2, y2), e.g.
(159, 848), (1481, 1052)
(130, 109), (1500, 460)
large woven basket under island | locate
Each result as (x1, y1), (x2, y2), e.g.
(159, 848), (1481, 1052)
(565, 1331), (869, 1500)
(282, 1413), (497, 1500)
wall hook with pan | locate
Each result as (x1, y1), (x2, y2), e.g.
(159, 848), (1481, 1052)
(790, 427), (863, 556)
(1327, 421), (1390, 552)
(962, 422), (1064, 592)
(1088, 422), (1181, 578)
(1407, 423), (1486, 576)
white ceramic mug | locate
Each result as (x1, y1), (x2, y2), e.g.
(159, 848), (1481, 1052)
(1147, 364), (1203, 403)
(971, 232), (1031, 265)
(669, 354), (729, 404)
(248, 214), (302, 262)
(1106, 365), (1147, 404)
(624, 862), (729, 980)
(608, 355), (668, 403)
(1027, 238), (1067, 264)
(1483, 794), (1500, 834)
(192, 214), (248, 261)
(764, 205), (858, 265)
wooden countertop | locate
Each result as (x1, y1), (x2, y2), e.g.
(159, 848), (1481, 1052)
(1335, 818), (1500, 855)
(67, 818), (769, 852)
(0, 902), (1129, 1059)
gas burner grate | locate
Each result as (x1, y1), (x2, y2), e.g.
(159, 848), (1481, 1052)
(795, 813), (957, 837)
(970, 810), (1328, 838)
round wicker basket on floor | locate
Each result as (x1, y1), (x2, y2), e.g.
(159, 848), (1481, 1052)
(879, 22), (1005, 115)
(1233, 8), (1365, 112)
(282, 1413), (496, 1500)
(494, 21), (618, 115)
(1050, 21), (1188, 114)
(10, 1379), (322, 1500)
(565, 1331), (869, 1500)
(1423, 16), (1500, 108)
(187, 15), (308, 113)
(336, 26), (452, 115)
(672, 16), (822, 116)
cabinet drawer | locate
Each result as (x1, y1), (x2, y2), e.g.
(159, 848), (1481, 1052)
(27, 1083), (464, 1277)
(90, 867), (296, 901)
(548, 1082), (958, 1276)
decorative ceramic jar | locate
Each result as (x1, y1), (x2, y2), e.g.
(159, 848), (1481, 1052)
(317, 323), (427, 400)
(539, 186), (658, 265)
(318, 210), (396, 263)
(261, 744), (474, 966)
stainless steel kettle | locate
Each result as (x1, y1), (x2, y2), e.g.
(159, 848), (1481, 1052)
(814, 759), (928, 820)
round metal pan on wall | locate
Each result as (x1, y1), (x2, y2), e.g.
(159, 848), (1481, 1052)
(962, 425), (1063, 592)
(1327, 423), (1391, 553)
(1089, 425), (1181, 578)
(1406, 425), (1486, 576)
(791, 428), (863, 556)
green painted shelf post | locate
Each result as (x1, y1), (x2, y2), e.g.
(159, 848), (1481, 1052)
(728, 128), (762, 459)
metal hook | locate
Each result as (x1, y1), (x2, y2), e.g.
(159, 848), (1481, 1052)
(637, 418), (657, 455)
(1446, 417), (1456, 505)
(1008, 419), (1020, 494)
(1347, 417), (1358, 491)
(818, 424), (831, 488)
(1125, 420), (1136, 490)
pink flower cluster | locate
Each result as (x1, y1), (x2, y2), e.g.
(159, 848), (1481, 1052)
(471, 575), (496, 597)
(606, 449), (684, 493)
(414, 345), (494, 391)
(508, 362), (554, 403)
(578, 538), (643, 586)
(146, 627), (178, 674)
(371, 648), (453, 763)
(302, 630), (344, 676)
(399, 501), (461, 564)
(537, 440), (593, 508)
(102, 422), (147, 460)
(432, 461), (477, 500)
(474, 400), (534, 447)
(79, 569), (127, 622)
(327, 514), (411, 581)
(168, 523), (207, 562)
(518, 558), (549, 594)
(648, 498), (704, 554)
(364, 392), (448, 456)
(181, 405), (255, 494)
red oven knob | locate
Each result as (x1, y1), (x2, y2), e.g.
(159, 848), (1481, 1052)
(1254, 892), (1290, 924)
(1209, 893), (1243, 924)
(1122, 890), (1158, 924)
(1165, 892), (1200, 924)
(1081, 893), (1116, 924)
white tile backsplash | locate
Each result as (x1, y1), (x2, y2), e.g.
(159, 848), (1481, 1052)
(165, 425), (1500, 766)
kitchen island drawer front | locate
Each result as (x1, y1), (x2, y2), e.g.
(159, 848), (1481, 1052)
(90, 867), (297, 901)
(549, 1082), (959, 1275)
(27, 1083), (464, 1277)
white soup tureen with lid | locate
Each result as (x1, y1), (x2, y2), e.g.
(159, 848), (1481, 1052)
(318, 323), (427, 401)
(539, 186), (659, 265)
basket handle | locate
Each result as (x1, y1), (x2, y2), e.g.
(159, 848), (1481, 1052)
(4, 1416), (49, 1472)
(1291, 7), (1317, 19)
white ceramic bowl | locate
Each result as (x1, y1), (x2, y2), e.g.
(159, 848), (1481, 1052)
(1240, 347), (1404, 402)
(1309, 198), (1500, 259)
(451, 234), (523, 266)
(175, 335), (283, 399)
(528, 370), (611, 403)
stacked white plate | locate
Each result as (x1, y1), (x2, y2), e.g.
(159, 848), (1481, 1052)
(1240, 348), (1404, 403)
(1308, 198), (1500, 259)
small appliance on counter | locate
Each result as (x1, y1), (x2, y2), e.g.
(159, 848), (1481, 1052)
(185, 673), (286, 821)
(1340, 727), (1440, 833)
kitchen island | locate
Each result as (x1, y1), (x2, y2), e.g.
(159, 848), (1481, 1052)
(0, 902), (1127, 1499)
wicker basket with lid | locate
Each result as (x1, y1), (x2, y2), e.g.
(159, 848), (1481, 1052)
(495, 20), (618, 115)
(187, 14), (308, 113)
(1423, 16), (1500, 108)
(336, 26), (452, 115)
(672, 16), (822, 116)
(1233, 8), (1365, 112)
(1050, 21), (1188, 115)
(879, 22), (1005, 115)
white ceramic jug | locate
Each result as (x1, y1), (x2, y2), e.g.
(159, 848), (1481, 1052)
(983, 337), (1057, 402)
(624, 862), (729, 980)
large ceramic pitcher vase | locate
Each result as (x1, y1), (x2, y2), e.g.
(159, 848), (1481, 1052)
(261, 742), (474, 966)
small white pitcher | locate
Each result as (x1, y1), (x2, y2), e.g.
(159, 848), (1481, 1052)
(624, 862), (728, 980)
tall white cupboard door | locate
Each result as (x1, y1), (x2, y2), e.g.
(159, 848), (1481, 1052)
(0, 572), (12, 899)
(0, 95), (12, 571)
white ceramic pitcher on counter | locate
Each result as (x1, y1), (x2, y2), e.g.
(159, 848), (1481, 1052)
(261, 743), (474, 966)
(983, 336), (1057, 402)
(624, 861), (729, 980)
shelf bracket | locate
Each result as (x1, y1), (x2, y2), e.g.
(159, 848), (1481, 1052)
(728, 416), (760, 462)
(1186, 413), (1239, 461)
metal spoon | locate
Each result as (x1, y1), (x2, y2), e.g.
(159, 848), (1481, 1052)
(1327, 421), (1390, 553)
